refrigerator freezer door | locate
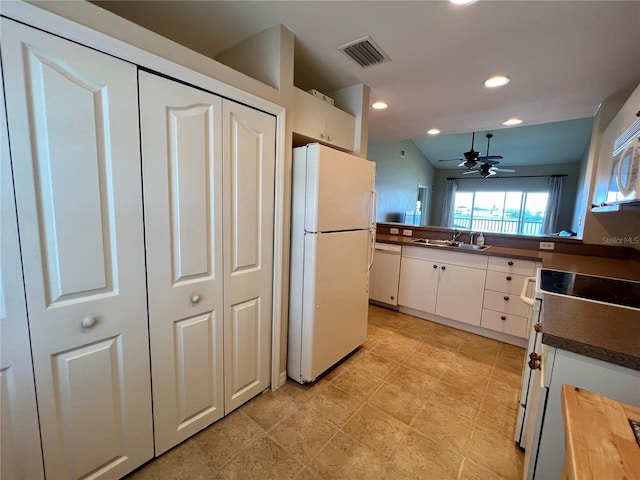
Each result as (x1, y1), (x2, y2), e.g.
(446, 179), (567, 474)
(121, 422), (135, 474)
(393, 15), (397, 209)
(299, 229), (369, 381)
(297, 144), (375, 233)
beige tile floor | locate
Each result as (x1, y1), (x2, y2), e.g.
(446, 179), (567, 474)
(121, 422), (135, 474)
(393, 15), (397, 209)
(127, 305), (526, 480)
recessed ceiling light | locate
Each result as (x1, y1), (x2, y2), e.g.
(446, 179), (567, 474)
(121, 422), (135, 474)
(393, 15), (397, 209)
(372, 101), (388, 110)
(484, 75), (511, 88)
(427, 129), (441, 135)
(503, 118), (523, 126)
(450, 0), (478, 5)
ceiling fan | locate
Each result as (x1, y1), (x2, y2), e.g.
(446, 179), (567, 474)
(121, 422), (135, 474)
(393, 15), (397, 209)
(463, 163), (516, 178)
(438, 132), (504, 169)
(462, 134), (515, 177)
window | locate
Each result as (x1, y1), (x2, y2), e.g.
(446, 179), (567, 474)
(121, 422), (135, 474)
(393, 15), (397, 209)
(452, 191), (548, 235)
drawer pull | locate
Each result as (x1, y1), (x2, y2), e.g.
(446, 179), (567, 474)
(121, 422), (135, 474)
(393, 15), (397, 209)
(433, 264), (438, 269)
(441, 266), (446, 270)
(503, 296), (510, 301)
(506, 276), (512, 281)
(191, 295), (201, 304)
(508, 261), (514, 266)
(500, 315), (507, 321)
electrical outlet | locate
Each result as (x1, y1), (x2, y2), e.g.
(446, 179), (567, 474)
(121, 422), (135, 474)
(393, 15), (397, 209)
(539, 242), (555, 250)
(403, 229), (413, 236)
(390, 228), (399, 234)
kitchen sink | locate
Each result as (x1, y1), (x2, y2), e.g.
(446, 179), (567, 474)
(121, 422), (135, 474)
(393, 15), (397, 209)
(411, 238), (452, 246)
(455, 243), (491, 251)
(410, 238), (490, 251)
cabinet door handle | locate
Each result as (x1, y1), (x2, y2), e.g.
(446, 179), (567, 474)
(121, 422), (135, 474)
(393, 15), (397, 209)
(506, 276), (512, 281)
(441, 266), (446, 270)
(503, 296), (510, 301)
(500, 315), (507, 321)
(433, 264), (438, 269)
(327, 135), (332, 141)
(508, 261), (514, 266)
(191, 295), (201, 304)
(320, 133), (325, 139)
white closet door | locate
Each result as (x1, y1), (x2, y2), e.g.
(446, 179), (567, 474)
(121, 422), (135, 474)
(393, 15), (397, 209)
(139, 71), (224, 455)
(2, 20), (153, 480)
(0, 65), (45, 480)
(222, 100), (275, 413)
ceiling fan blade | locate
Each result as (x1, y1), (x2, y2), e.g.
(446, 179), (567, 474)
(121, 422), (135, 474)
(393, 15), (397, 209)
(463, 170), (479, 175)
(483, 155), (503, 160)
(493, 168), (516, 172)
(438, 158), (464, 162)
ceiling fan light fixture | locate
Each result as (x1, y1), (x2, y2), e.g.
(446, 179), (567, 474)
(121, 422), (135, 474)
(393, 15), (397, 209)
(372, 101), (388, 110)
(427, 128), (440, 135)
(503, 118), (523, 126)
(484, 75), (511, 88)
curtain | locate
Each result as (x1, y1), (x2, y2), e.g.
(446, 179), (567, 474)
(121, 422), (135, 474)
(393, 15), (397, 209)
(542, 176), (563, 234)
(441, 179), (457, 227)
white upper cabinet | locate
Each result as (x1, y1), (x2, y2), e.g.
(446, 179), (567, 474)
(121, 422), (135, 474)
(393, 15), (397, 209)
(139, 71), (225, 455)
(2, 19), (153, 479)
(293, 87), (356, 151)
(0, 63), (45, 480)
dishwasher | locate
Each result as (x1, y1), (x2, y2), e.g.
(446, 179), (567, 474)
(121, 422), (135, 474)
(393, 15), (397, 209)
(369, 242), (402, 308)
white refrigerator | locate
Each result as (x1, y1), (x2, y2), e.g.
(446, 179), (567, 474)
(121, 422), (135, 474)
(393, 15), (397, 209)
(288, 143), (376, 384)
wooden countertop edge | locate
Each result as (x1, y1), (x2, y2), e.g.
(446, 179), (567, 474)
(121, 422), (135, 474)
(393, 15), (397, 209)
(561, 385), (640, 480)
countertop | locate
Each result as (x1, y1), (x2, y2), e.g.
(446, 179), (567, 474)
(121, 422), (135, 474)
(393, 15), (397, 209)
(561, 385), (640, 480)
(376, 234), (640, 370)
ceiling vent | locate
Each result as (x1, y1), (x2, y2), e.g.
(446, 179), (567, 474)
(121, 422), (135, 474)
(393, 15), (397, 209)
(339, 36), (390, 68)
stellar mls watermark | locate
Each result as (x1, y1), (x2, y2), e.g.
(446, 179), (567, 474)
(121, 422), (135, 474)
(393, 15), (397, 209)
(602, 236), (639, 245)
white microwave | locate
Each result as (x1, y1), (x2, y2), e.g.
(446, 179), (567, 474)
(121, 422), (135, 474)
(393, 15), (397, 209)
(606, 118), (640, 205)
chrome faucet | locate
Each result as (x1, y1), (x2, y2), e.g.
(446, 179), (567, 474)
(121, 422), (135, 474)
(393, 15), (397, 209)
(452, 229), (462, 242)
(469, 231), (477, 244)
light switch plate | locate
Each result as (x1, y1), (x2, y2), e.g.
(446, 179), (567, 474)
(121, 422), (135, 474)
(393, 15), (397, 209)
(390, 228), (399, 234)
(539, 242), (555, 250)
(403, 229), (413, 236)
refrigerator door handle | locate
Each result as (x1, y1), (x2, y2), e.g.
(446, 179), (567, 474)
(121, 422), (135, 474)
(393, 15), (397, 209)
(370, 188), (377, 230)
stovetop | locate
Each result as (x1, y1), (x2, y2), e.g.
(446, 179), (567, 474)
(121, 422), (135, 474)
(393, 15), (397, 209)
(539, 269), (640, 309)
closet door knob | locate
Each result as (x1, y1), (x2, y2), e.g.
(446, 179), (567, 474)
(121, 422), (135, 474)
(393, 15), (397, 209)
(191, 295), (201, 304)
(81, 316), (98, 329)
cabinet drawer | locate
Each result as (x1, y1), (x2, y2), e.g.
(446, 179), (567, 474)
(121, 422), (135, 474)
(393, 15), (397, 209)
(483, 290), (531, 317)
(481, 309), (529, 338)
(402, 246), (488, 269)
(487, 256), (537, 276)
(485, 270), (530, 295)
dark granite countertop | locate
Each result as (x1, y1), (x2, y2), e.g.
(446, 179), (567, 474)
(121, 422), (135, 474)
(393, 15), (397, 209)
(375, 234), (640, 370)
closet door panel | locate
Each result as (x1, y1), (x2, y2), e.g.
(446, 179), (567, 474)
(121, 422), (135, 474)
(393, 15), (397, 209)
(0, 64), (45, 480)
(223, 100), (275, 413)
(139, 71), (224, 454)
(2, 20), (153, 480)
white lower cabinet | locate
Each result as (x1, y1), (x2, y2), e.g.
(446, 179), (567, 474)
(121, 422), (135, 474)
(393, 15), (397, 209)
(398, 247), (487, 326)
(3, 15), (276, 478)
(4, 19), (154, 479)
